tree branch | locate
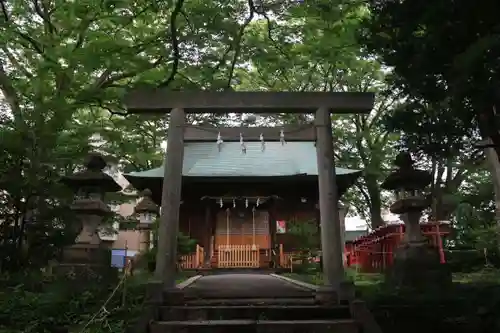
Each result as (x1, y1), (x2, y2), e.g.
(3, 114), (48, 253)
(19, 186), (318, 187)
(0, 60), (22, 116)
(157, 0), (185, 88)
(32, 0), (57, 34)
(355, 181), (372, 209)
(225, 0), (255, 89)
(0, 0), (9, 22)
(1, 47), (33, 79)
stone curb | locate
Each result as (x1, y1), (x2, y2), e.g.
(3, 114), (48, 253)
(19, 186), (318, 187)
(270, 273), (319, 291)
(176, 274), (202, 289)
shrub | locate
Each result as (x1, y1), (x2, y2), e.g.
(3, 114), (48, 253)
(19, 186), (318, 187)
(0, 269), (148, 333)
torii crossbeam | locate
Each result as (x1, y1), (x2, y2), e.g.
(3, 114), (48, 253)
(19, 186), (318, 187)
(124, 89), (375, 301)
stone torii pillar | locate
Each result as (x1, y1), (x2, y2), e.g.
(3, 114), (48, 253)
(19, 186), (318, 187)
(154, 108), (185, 286)
(315, 108), (348, 302)
(124, 91), (374, 295)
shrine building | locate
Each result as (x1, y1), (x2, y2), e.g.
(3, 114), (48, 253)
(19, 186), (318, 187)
(124, 126), (361, 269)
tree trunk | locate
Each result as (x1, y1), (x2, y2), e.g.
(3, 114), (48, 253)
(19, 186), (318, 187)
(365, 175), (384, 228)
(478, 104), (500, 163)
(484, 139), (500, 238)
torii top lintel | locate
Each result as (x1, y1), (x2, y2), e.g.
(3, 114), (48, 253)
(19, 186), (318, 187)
(124, 89), (375, 114)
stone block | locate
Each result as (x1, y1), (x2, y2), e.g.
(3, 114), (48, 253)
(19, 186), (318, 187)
(386, 240), (452, 291)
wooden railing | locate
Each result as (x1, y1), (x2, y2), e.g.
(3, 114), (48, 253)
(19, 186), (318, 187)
(179, 244), (204, 269)
(281, 252), (295, 268)
(279, 244), (298, 269)
(217, 244), (260, 268)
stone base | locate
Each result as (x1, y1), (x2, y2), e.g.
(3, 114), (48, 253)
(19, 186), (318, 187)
(386, 240), (451, 291)
(145, 281), (165, 305)
(337, 281), (356, 301)
(315, 286), (338, 305)
(315, 281), (354, 304)
(163, 287), (184, 305)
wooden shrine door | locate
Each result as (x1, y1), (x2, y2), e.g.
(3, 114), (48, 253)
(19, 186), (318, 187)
(214, 208), (271, 249)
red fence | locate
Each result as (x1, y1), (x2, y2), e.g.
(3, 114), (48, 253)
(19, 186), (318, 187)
(345, 222), (450, 272)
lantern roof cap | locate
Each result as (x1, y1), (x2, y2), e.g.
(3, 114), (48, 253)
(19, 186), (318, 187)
(134, 188), (159, 214)
(61, 153), (122, 193)
(381, 152), (432, 191)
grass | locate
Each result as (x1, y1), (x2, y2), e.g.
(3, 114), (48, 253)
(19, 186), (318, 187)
(452, 267), (500, 284)
(284, 267), (500, 287)
(284, 269), (384, 287)
(285, 267), (500, 333)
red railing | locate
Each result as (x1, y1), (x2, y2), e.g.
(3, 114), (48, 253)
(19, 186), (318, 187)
(346, 222), (450, 272)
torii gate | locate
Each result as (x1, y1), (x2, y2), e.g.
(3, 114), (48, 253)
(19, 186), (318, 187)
(124, 90), (374, 300)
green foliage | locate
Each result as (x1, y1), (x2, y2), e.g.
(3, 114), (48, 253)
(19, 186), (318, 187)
(144, 229), (197, 271)
(359, 0), (500, 233)
(361, 0), (500, 155)
(177, 232), (197, 256)
(0, 270), (147, 333)
(287, 219), (320, 252)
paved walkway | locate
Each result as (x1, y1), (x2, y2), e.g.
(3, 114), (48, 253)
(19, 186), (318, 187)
(184, 273), (314, 298)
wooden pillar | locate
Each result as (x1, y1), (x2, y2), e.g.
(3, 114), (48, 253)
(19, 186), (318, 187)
(436, 223), (446, 264)
(279, 244), (284, 268)
(268, 202), (278, 268)
(154, 108), (185, 288)
(388, 237), (394, 265)
(204, 203), (212, 265)
(315, 107), (345, 290)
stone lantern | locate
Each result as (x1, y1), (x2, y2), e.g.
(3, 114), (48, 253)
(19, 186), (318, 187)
(381, 152), (451, 290)
(134, 189), (159, 251)
(61, 153), (122, 264)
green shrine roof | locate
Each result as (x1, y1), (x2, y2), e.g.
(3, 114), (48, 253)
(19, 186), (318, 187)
(345, 230), (368, 242)
(124, 141), (361, 178)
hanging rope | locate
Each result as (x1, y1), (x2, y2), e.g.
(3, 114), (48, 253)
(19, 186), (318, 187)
(240, 133), (247, 154)
(252, 206), (256, 250)
(216, 132), (223, 152)
(225, 208), (230, 250)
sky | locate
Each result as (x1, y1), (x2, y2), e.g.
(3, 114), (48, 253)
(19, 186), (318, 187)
(345, 216), (368, 230)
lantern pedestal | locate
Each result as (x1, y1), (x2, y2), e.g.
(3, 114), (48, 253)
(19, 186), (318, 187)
(58, 153), (122, 278)
(381, 153), (452, 292)
(62, 215), (111, 267)
(386, 200), (451, 291)
(71, 200), (110, 244)
(387, 239), (451, 291)
(62, 200), (112, 266)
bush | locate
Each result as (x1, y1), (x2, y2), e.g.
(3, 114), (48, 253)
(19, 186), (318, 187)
(446, 248), (500, 272)
(353, 269), (500, 333)
(0, 269), (148, 333)
(145, 232), (197, 272)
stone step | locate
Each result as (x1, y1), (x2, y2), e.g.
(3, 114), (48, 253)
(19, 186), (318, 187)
(161, 305), (351, 321)
(150, 319), (358, 333)
(183, 297), (317, 306)
(180, 290), (314, 299)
